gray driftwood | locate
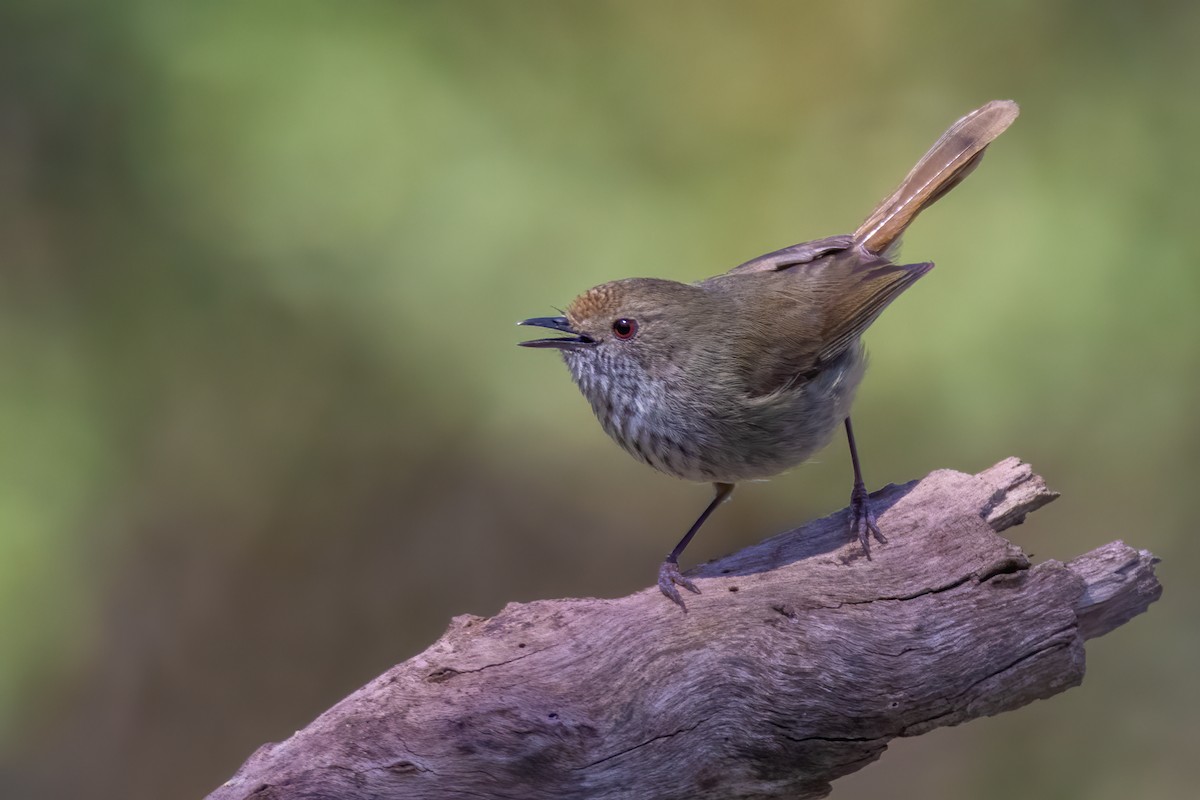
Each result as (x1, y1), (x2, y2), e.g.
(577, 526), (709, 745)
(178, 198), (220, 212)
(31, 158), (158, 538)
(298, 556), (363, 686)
(208, 458), (1161, 800)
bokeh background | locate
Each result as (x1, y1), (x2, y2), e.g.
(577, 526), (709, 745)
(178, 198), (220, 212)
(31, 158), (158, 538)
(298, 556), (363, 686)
(1, 1), (1196, 798)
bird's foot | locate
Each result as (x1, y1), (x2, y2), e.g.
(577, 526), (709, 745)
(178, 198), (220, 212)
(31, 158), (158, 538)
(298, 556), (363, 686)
(658, 559), (700, 612)
(849, 481), (887, 557)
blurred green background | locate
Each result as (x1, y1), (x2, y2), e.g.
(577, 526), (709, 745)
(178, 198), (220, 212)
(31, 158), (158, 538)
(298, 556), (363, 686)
(1, 1), (1195, 798)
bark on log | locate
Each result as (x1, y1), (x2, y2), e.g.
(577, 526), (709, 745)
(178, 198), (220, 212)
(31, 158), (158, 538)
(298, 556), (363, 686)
(208, 458), (1161, 800)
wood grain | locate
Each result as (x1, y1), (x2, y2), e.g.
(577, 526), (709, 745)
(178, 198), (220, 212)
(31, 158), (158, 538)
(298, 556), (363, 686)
(207, 458), (1161, 800)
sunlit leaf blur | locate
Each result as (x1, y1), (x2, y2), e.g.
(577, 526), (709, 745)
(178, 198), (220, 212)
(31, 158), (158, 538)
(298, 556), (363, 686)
(1, 1), (1196, 798)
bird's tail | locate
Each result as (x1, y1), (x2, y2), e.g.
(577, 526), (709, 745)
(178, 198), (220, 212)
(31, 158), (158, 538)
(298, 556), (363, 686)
(854, 100), (1019, 256)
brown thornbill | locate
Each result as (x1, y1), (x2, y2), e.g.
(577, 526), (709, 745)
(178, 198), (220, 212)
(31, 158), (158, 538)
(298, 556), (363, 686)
(519, 100), (1019, 610)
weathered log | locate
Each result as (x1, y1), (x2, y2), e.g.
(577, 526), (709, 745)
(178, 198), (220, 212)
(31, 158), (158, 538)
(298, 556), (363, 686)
(208, 458), (1161, 800)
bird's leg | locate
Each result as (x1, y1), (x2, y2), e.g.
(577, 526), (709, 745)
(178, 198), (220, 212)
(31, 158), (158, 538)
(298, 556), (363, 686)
(845, 417), (887, 556)
(658, 482), (735, 611)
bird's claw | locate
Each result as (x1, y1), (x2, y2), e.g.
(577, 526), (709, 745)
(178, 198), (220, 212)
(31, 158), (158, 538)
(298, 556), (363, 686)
(849, 482), (887, 557)
(658, 560), (701, 611)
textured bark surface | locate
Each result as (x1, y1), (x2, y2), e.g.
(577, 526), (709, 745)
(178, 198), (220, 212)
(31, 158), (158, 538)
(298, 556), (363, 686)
(208, 458), (1161, 800)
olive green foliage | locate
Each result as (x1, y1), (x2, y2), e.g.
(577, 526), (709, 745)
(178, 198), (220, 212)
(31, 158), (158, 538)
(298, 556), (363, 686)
(1, 2), (1196, 798)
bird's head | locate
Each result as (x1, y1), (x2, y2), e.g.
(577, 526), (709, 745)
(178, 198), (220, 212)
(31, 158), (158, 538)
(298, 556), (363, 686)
(518, 278), (716, 378)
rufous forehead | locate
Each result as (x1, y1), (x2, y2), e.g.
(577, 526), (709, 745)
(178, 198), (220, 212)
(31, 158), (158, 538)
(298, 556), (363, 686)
(566, 283), (623, 324)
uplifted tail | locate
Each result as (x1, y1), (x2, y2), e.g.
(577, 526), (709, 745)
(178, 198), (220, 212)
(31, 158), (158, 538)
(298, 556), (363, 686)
(854, 100), (1019, 256)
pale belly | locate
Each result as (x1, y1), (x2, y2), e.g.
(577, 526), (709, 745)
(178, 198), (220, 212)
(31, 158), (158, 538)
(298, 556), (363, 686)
(572, 345), (866, 484)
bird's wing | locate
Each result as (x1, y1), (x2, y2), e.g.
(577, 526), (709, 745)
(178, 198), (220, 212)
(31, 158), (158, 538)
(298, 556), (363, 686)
(718, 249), (932, 398)
(810, 255), (932, 365)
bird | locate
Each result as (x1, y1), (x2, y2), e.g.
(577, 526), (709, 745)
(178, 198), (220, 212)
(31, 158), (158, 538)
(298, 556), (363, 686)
(518, 100), (1019, 610)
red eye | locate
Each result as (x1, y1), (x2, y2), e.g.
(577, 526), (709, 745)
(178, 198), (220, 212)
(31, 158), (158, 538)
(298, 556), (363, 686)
(612, 318), (637, 340)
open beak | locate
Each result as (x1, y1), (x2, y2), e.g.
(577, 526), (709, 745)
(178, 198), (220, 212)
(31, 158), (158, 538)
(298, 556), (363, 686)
(517, 316), (595, 349)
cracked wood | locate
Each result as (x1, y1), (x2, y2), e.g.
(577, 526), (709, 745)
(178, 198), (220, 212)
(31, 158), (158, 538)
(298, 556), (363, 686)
(207, 457), (1161, 800)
